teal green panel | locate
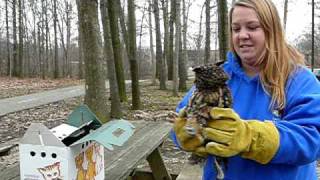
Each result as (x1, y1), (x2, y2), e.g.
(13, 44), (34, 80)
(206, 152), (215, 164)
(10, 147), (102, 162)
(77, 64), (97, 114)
(71, 119), (135, 150)
(67, 105), (102, 129)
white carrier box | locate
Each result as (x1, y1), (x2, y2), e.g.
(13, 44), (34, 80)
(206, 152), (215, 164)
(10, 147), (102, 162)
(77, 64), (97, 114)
(19, 105), (135, 180)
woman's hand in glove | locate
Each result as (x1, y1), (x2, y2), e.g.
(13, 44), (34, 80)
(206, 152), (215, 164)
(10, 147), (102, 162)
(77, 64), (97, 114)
(204, 107), (280, 164)
(173, 109), (207, 156)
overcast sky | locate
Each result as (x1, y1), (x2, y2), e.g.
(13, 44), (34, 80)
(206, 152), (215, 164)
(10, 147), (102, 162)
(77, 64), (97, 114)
(0, 0), (314, 48)
(273, 0), (313, 42)
(135, 0), (314, 48)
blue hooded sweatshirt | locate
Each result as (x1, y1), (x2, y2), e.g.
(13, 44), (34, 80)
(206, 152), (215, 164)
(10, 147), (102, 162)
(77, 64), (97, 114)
(172, 52), (320, 180)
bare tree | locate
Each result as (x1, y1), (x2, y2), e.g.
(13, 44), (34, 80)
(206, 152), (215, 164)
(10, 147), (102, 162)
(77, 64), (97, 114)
(77, 0), (109, 123)
(168, 0), (175, 80)
(137, 3), (147, 73)
(100, 0), (122, 118)
(29, 0), (39, 77)
(12, 0), (18, 77)
(148, 0), (157, 85)
(196, 4), (205, 65)
(117, 0), (130, 69)
(154, 0), (167, 90)
(283, 0), (288, 31)
(108, 0), (127, 102)
(65, 1), (72, 77)
(128, 0), (141, 109)
(217, 0), (228, 60)
(53, 0), (59, 78)
(5, 0), (11, 76)
(43, 0), (49, 77)
(179, 0), (189, 91)
(204, 0), (210, 64)
(173, 0), (181, 96)
(117, 0), (128, 51)
(161, 0), (170, 80)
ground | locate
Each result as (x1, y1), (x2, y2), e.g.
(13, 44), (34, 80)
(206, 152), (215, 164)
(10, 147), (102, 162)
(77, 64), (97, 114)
(0, 77), (190, 175)
(0, 77), (319, 178)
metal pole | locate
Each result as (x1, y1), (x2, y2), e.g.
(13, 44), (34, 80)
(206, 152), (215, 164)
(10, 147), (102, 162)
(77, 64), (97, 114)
(312, 0), (315, 72)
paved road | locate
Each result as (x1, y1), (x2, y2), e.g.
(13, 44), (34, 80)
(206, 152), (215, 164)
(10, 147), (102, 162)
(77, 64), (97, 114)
(0, 80), (153, 117)
(0, 79), (157, 117)
(0, 70), (195, 117)
(0, 85), (85, 116)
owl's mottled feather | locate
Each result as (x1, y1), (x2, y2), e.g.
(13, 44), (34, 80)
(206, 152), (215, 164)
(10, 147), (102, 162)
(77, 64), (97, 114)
(185, 63), (232, 126)
(184, 63), (232, 179)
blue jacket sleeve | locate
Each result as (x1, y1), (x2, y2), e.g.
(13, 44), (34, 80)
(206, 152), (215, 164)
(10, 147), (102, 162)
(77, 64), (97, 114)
(270, 68), (320, 165)
(170, 86), (195, 147)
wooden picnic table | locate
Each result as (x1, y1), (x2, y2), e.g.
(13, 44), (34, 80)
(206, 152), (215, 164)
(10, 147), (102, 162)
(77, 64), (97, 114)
(0, 120), (173, 180)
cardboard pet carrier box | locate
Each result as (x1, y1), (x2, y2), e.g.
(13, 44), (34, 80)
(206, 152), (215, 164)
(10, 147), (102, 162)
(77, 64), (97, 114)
(19, 105), (135, 180)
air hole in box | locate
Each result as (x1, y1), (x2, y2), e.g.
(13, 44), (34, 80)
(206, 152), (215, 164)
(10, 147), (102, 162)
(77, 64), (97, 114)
(52, 153), (57, 158)
(41, 152), (46, 158)
(30, 151), (36, 156)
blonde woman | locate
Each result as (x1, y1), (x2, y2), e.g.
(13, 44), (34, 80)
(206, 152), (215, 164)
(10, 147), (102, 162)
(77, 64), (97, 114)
(172, 0), (320, 179)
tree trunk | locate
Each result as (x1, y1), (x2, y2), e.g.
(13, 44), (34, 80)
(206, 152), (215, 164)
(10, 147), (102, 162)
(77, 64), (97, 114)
(53, 0), (59, 78)
(173, 0), (181, 96)
(40, 0), (46, 78)
(78, 0), (109, 123)
(138, 5), (146, 75)
(117, 0), (130, 71)
(108, 0), (127, 102)
(179, 0), (188, 91)
(283, 0), (288, 31)
(76, 0), (84, 79)
(12, 0), (18, 77)
(168, 0), (175, 80)
(196, 4), (205, 65)
(161, 0), (170, 80)
(38, 22), (44, 79)
(117, 0), (129, 50)
(58, 14), (66, 77)
(153, 0), (167, 90)
(204, 0), (210, 64)
(148, 0), (157, 85)
(214, 18), (218, 61)
(217, 0), (228, 61)
(66, 1), (72, 77)
(5, 0), (11, 76)
(100, 0), (122, 118)
(127, 0), (141, 109)
(44, 0), (49, 77)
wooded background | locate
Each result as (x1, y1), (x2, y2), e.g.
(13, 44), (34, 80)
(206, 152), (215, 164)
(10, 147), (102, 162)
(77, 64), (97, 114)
(0, 0), (318, 122)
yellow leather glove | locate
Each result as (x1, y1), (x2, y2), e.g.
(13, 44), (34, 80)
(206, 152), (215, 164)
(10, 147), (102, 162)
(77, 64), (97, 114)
(204, 107), (280, 164)
(173, 109), (207, 156)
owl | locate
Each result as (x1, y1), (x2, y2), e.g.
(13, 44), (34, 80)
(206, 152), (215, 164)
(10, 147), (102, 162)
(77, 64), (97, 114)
(183, 62), (232, 180)
(186, 63), (232, 128)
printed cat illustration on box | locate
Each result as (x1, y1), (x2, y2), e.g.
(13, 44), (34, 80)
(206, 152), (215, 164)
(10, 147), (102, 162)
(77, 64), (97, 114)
(38, 162), (63, 180)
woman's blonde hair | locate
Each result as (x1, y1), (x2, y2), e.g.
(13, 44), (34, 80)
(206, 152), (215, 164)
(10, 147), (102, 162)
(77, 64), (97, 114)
(229, 0), (305, 110)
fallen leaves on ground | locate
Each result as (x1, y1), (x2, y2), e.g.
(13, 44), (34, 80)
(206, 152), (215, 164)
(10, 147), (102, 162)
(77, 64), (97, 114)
(0, 77), (192, 175)
(0, 77), (84, 99)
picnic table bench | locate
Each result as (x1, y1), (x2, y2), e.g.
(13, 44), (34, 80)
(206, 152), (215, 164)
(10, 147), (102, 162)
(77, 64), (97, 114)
(0, 120), (173, 180)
